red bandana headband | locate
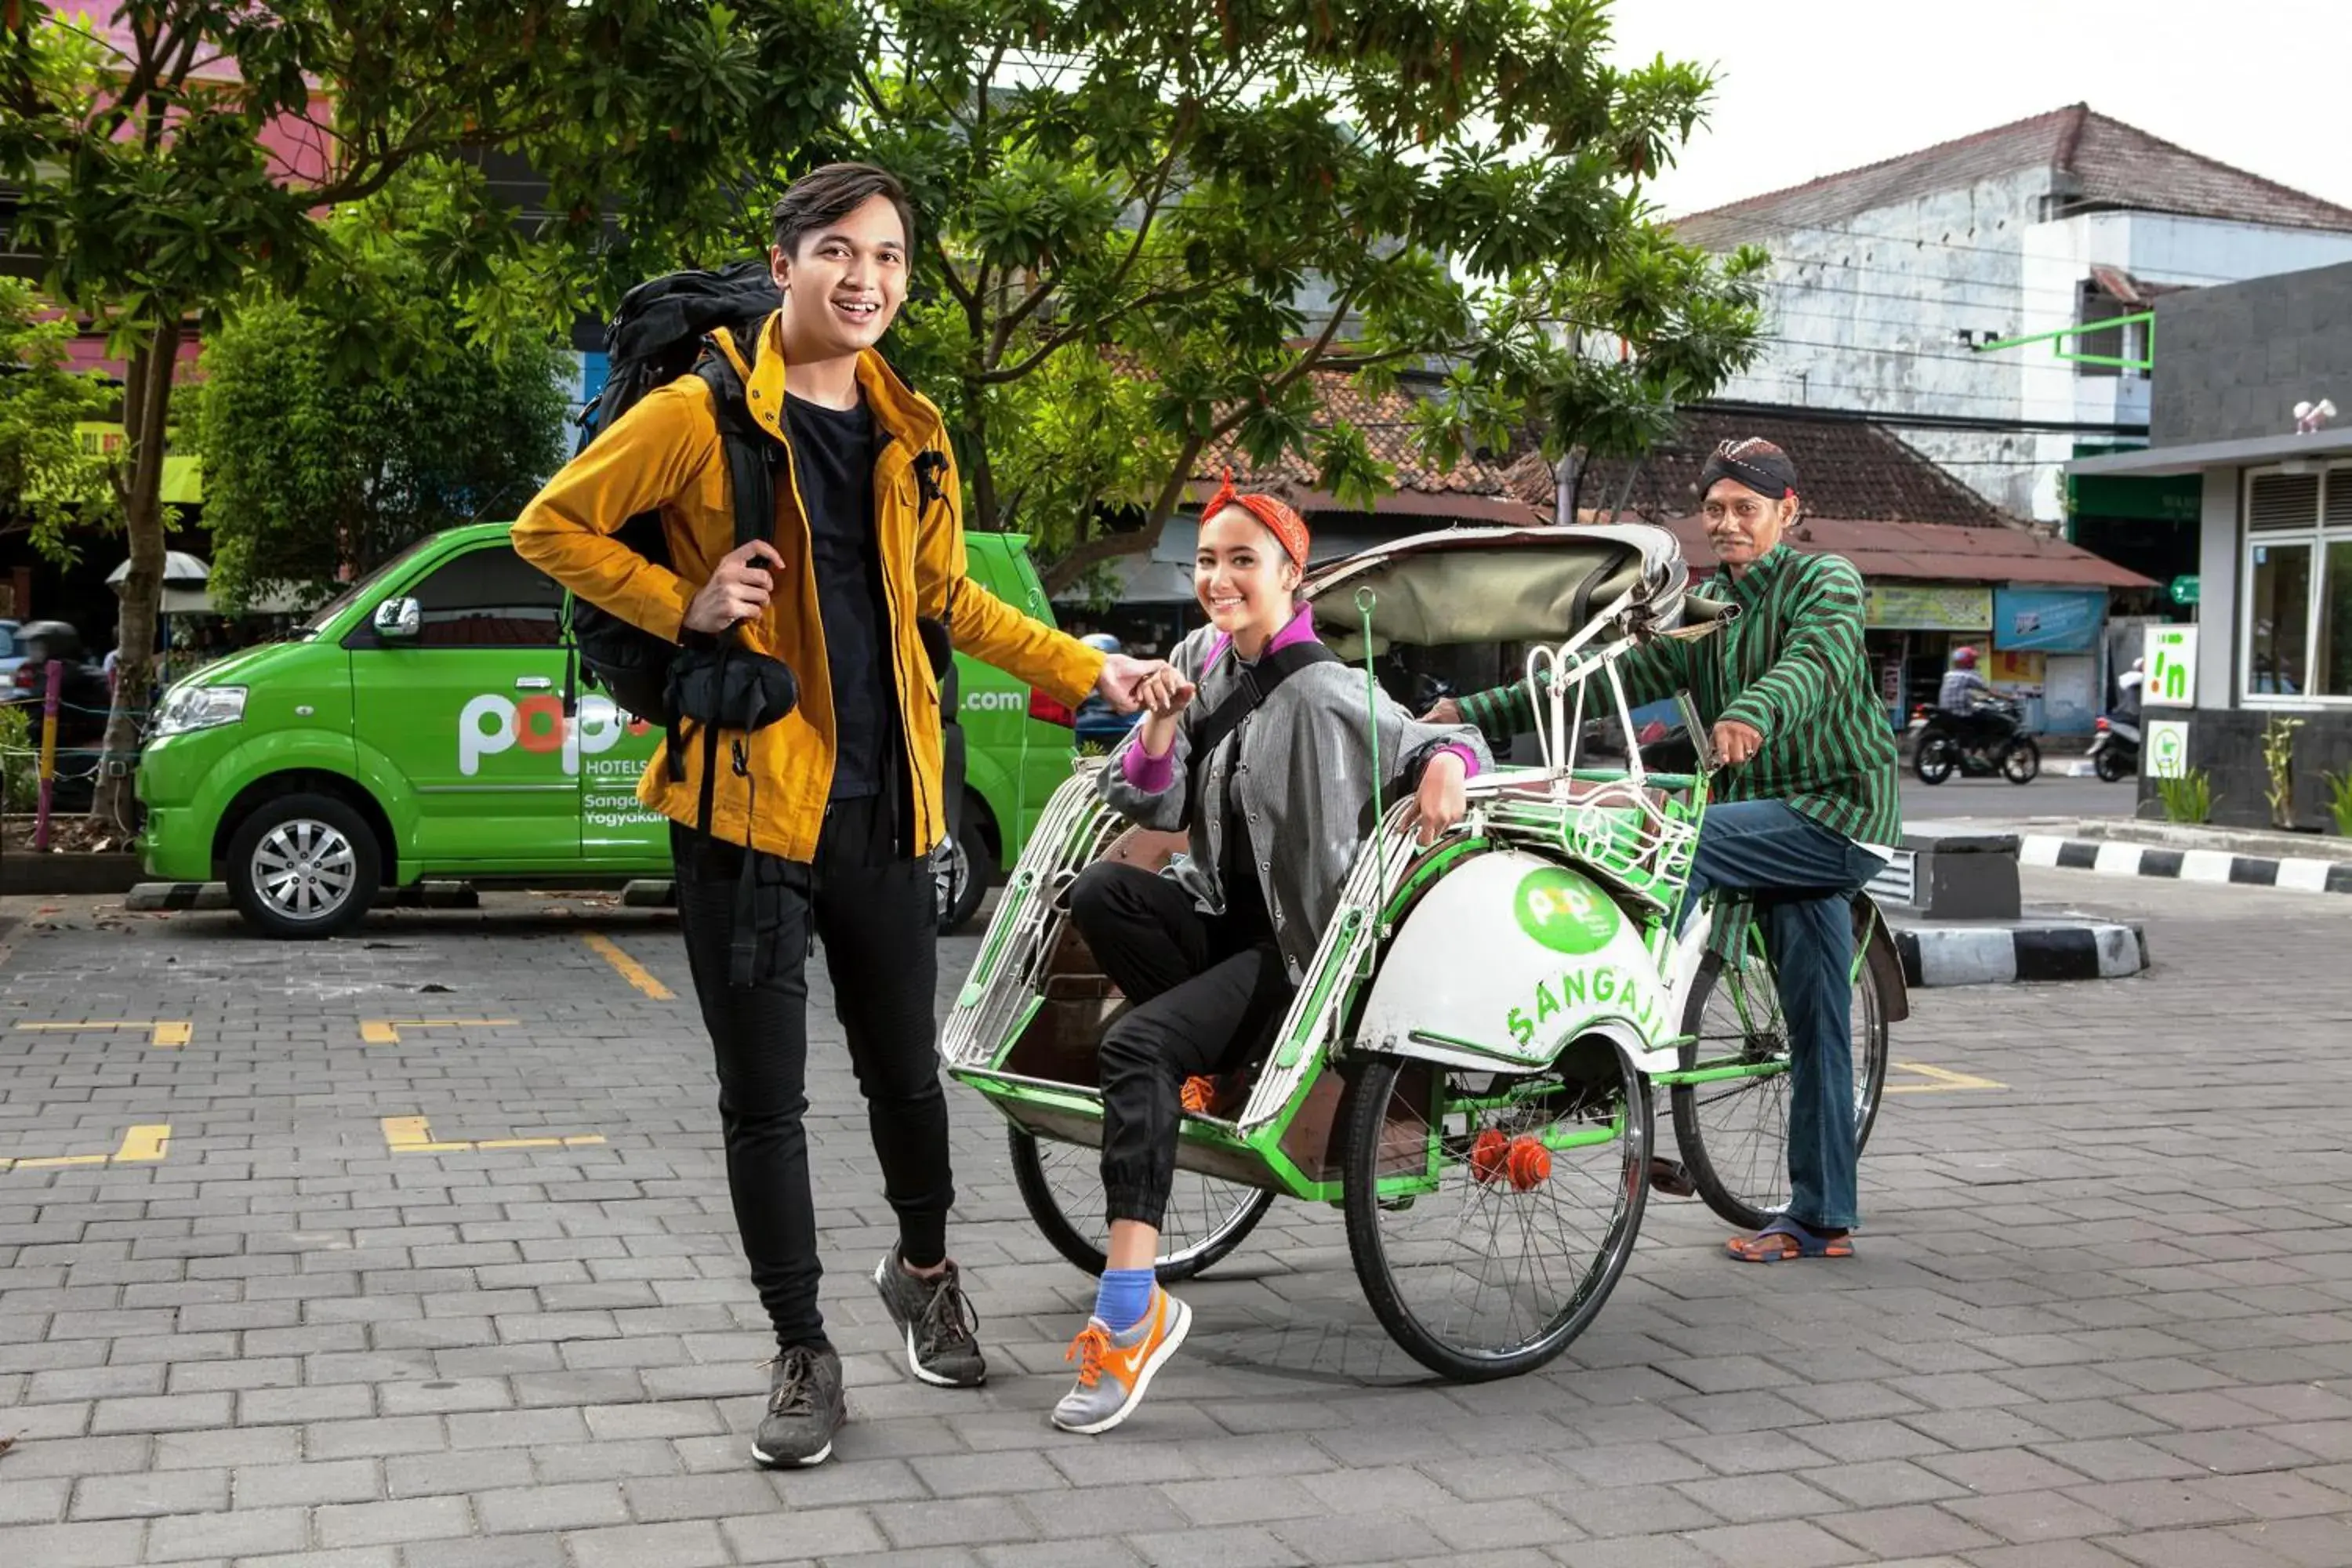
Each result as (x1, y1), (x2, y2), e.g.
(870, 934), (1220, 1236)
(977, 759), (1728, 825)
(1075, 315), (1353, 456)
(1202, 469), (1311, 572)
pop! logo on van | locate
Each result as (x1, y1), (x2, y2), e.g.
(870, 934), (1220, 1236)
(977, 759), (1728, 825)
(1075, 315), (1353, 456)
(459, 693), (651, 776)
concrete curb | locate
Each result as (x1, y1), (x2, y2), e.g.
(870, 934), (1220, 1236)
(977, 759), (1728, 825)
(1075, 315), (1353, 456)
(1893, 917), (2149, 987)
(125, 880), (481, 913)
(2021, 833), (2352, 895)
(1, 851), (143, 897)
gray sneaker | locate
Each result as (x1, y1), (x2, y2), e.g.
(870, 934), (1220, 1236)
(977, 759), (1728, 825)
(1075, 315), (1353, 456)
(750, 1345), (845, 1468)
(872, 1247), (987, 1388)
(1051, 1287), (1191, 1435)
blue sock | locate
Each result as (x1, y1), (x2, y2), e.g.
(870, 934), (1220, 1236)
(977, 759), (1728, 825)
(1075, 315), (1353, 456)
(1092, 1268), (1156, 1332)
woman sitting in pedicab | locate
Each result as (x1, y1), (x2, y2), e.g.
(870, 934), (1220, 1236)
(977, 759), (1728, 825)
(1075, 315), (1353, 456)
(1050, 475), (1491, 1435)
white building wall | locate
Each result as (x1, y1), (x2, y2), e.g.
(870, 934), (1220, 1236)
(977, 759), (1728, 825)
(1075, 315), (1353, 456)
(1703, 178), (2352, 526)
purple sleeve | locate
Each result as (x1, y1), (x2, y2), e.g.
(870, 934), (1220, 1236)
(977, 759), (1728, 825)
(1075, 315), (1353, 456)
(1435, 742), (1479, 781)
(1120, 742), (1177, 793)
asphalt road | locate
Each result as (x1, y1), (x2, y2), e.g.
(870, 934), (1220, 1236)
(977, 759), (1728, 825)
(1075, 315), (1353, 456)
(1900, 770), (2137, 825)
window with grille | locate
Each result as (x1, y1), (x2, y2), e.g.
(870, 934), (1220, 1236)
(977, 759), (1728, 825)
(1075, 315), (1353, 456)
(2242, 465), (2352, 700)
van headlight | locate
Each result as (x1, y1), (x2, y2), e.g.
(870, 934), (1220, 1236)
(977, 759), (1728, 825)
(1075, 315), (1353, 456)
(152, 684), (247, 738)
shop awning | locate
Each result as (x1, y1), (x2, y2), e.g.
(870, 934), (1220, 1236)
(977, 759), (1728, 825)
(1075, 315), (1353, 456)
(2066, 430), (2352, 477)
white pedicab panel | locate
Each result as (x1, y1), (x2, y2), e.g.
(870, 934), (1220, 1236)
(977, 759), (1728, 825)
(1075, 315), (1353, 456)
(1354, 848), (1675, 1075)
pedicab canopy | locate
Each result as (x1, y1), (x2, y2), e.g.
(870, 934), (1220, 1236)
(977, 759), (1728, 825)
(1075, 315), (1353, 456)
(1298, 523), (1720, 657)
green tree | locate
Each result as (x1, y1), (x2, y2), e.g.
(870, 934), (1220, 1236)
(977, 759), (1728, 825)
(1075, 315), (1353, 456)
(845, 0), (1766, 593)
(198, 165), (572, 612)
(0, 277), (119, 565)
(0, 0), (858, 819)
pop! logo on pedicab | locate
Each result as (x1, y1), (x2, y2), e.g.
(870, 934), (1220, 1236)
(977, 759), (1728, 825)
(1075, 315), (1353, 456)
(457, 692), (652, 777)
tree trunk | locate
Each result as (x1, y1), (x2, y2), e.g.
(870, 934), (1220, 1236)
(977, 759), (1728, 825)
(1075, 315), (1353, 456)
(1039, 523), (1160, 598)
(961, 376), (1000, 532)
(92, 322), (179, 826)
(1037, 433), (1207, 597)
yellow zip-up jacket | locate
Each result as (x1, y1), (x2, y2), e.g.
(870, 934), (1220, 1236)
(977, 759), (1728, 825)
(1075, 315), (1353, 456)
(511, 311), (1105, 864)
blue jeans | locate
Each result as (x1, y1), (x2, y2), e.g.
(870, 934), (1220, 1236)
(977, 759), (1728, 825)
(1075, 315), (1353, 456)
(1676, 801), (1885, 1231)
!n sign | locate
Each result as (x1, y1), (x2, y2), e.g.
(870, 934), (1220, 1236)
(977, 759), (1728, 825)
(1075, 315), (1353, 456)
(2143, 626), (2197, 708)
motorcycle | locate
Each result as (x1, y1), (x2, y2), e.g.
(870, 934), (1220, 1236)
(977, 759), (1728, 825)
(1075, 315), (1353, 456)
(1911, 695), (2039, 785)
(2086, 713), (2140, 782)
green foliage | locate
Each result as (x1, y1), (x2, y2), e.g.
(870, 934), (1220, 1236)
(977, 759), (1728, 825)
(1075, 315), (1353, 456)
(2263, 714), (2305, 829)
(2324, 770), (2352, 838)
(845, 0), (1765, 589)
(2158, 767), (2213, 826)
(0, 704), (34, 814)
(197, 165), (573, 612)
(0, 278), (120, 564)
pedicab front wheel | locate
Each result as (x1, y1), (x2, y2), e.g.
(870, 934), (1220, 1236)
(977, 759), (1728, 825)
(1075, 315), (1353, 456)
(1007, 1130), (1276, 1283)
(1338, 1047), (1652, 1382)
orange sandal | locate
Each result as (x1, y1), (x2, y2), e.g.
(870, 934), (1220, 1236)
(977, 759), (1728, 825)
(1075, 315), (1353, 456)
(1726, 1217), (1853, 1262)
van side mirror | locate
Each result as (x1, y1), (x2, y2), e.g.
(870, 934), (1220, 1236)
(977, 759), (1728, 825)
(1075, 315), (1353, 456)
(372, 597), (422, 640)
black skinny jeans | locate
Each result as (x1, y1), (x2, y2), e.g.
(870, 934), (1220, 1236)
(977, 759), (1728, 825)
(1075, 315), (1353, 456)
(670, 799), (950, 1353)
(1065, 862), (1296, 1228)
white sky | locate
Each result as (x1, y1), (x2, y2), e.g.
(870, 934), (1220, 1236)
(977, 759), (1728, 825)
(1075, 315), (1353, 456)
(1606, 0), (2352, 220)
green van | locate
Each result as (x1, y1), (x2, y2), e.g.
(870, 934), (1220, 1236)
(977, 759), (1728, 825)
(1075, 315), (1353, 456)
(136, 522), (1077, 938)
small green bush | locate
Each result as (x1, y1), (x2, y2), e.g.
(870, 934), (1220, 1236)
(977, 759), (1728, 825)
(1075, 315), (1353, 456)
(0, 703), (35, 811)
(2325, 770), (2352, 838)
(2158, 767), (2214, 826)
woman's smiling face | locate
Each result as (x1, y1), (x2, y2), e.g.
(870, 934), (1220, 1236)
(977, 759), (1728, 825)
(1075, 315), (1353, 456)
(1195, 506), (1299, 636)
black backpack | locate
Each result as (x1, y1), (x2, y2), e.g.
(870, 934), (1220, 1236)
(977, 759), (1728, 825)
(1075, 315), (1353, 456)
(565, 260), (784, 723)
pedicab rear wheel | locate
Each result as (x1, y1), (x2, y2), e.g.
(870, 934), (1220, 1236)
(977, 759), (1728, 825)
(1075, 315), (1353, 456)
(1338, 1047), (1652, 1382)
(1007, 1130), (1276, 1283)
(1668, 935), (1890, 1234)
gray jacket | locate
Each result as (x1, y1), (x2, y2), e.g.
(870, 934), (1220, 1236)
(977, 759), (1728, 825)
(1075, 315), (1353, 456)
(1101, 618), (1491, 982)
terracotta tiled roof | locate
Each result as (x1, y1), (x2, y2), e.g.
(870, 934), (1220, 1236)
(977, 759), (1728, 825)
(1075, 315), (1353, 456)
(1183, 370), (1541, 525)
(1636, 512), (2154, 592)
(1501, 408), (2013, 528)
(1676, 103), (2352, 249)
(1499, 405), (2154, 591)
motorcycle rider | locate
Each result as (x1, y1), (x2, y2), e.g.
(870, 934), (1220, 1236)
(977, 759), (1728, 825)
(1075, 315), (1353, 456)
(1937, 646), (2009, 758)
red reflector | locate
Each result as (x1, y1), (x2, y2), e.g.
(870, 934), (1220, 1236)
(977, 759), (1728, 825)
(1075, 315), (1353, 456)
(1027, 691), (1076, 727)
(2095, 717), (2110, 730)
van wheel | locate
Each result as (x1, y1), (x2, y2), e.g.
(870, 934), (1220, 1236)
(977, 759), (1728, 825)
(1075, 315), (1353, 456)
(932, 828), (995, 935)
(226, 793), (381, 940)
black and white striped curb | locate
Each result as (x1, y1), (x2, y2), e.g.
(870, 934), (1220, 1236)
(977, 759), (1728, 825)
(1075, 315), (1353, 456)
(2020, 835), (2352, 895)
(1894, 920), (2149, 987)
(125, 881), (481, 912)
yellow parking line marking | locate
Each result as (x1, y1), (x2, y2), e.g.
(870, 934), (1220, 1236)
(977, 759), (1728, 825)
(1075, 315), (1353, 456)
(14, 1021), (193, 1048)
(380, 1116), (604, 1155)
(1885, 1062), (2009, 1094)
(113, 1125), (172, 1162)
(2, 1123), (172, 1171)
(358, 1019), (521, 1047)
(582, 932), (673, 1000)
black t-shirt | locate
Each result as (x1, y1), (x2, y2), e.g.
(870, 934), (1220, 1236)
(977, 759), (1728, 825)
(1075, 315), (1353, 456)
(786, 393), (897, 800)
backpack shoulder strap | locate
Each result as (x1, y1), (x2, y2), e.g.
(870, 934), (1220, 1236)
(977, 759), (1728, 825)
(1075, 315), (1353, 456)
(695, 352), (775, 553)
(1185, 641), (1338, 780)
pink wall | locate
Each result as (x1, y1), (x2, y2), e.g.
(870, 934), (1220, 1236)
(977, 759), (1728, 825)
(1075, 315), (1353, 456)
(45, 2), (340, 377)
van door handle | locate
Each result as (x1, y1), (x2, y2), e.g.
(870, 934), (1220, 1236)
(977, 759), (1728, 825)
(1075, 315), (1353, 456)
(515, 676), (554, 691)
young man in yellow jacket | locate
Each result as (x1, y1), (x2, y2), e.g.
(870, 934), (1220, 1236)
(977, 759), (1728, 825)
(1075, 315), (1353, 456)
(514, 164), (1159, 1468)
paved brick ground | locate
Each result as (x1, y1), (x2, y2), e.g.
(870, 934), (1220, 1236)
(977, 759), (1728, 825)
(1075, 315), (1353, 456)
(3, 867), (2352, 1567)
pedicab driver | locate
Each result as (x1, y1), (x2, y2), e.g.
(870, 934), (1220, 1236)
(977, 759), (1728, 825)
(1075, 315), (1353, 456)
(1427, 438), (1900, 1262)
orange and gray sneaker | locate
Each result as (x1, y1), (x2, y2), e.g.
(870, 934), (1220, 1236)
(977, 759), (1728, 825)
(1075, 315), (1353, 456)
(1051, 1286), (1192, 1434)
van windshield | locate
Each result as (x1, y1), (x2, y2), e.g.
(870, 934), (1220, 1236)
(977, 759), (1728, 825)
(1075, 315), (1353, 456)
(296, 536), (443, 638)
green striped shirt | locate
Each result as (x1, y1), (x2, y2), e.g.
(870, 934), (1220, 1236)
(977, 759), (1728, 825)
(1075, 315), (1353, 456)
(1458, 544), (1901, 846)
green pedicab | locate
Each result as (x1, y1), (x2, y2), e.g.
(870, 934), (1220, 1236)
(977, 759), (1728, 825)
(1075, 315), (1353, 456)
(941, 524), (1908, 1381)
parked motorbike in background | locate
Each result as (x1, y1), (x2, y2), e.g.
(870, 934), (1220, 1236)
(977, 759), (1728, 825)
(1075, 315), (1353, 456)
(1911, 694), (2039, 785)
(2086, 713), (2140, 782)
